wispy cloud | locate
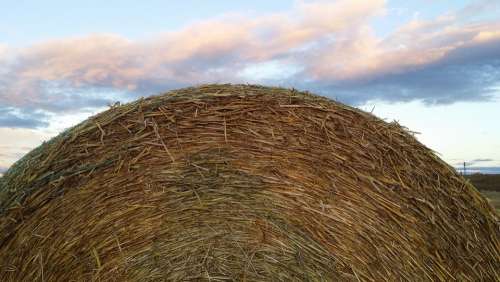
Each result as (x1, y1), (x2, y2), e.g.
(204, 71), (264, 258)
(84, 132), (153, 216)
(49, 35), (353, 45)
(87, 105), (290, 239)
(457, 166), (500, 174)
(0, 107), (49, 128)
(454, 158), (496, 166)
(471, 158), (495, 164)
(472, 158), (494, 162)
(0, 0), (500, 128)
(0, 128), (49, 170)
(0, 165), (7, 176)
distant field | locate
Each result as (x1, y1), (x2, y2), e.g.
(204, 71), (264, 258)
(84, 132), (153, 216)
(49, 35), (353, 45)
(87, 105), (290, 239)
(466, 174), (500, 214)
(465, 174), (500, 192)
(479, 190), (500, 214)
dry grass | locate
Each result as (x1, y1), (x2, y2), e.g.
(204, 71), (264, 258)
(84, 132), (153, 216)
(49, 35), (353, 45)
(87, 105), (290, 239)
(0, 84), (498, 281)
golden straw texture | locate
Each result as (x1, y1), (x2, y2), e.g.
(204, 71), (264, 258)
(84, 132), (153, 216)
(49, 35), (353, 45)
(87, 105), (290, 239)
(0, 84), (498, 281)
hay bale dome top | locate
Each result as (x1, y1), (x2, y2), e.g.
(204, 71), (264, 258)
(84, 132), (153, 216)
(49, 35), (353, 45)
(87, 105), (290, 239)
(0, 84), (498, 281)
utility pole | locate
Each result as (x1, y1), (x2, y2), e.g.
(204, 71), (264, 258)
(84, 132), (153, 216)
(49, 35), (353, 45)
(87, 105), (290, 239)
(463, 162), (466, 176)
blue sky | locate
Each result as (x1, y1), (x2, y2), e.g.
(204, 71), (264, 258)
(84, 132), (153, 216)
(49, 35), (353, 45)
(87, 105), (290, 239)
(1, 0), (293, 45)
(1, 0), (500, 174)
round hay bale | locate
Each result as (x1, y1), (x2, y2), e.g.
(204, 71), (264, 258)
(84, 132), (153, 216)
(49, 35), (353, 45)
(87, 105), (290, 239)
(0, 84), (498, 281)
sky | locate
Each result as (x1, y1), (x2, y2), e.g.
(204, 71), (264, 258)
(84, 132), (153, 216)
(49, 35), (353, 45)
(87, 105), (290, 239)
(1, 0), (500, 175)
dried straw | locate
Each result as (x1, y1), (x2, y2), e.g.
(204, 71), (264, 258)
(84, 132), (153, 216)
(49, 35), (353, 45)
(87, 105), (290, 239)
(0, 84), (498, 281)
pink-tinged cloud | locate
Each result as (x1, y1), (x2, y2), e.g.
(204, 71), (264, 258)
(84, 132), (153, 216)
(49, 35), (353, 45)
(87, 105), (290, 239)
(306, 15), (500, 81)
(1, 0), (500, 129)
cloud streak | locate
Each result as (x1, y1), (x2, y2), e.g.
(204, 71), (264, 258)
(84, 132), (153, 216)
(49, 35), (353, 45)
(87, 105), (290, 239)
(454, 158), (497, 167)
(0, 107), (49, 128)
(1, 0), (500, 128)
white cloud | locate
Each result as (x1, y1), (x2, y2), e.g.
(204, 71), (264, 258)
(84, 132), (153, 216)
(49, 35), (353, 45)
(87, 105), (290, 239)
(0, 0), (499, 123)
(0, 128), (53, 169)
